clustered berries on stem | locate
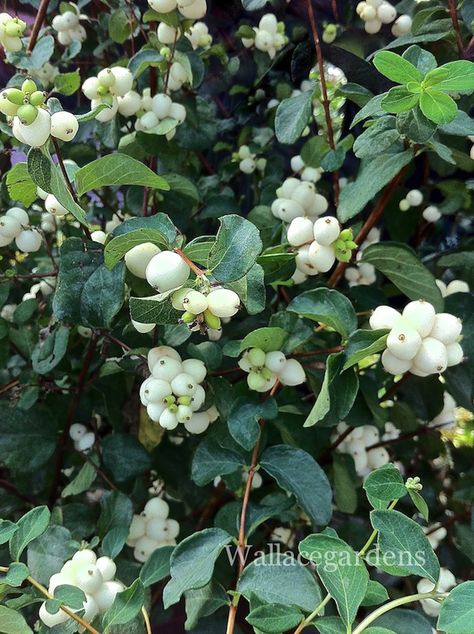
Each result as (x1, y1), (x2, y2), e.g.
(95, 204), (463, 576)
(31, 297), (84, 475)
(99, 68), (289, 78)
(240, 14), (288, 59)
(127, 497), (180, 562)
(148, 0), (207, 20)
(82, 67), (134, 122)
(272, 177), (328, 223)
(52, 3), (87, 46)
(0, 12), (26, 52)
(238, 347), (306, 392)
(140, 345), (218, 433)
(39, 549), (122, 628)
(356, 0), (412, 36)
(370, 300), (464, 376)
(0, 207), (42, 253)
(333, 422), (400, 475)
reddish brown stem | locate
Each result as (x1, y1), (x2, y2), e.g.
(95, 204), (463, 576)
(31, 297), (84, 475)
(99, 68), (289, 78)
(294, 346), (343, 358)
(48, 334), (98, 508)
(331, 0), (339, 20)
(307, 0), (340, 205)
(27, 0), (50, 52)
(328, 170), (406, 288)
(447, 0), (464, 57)
(174, 247), (205, 277)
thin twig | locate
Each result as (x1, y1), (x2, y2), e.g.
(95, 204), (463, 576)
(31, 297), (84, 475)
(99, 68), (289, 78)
(142, 606), (152, 634)
(447, 0), (464, 57)
(48, 334), (98, 508)
(307, 0), (340, 205)
(27, 0), (50, 52)
(174, 248), (205, 277)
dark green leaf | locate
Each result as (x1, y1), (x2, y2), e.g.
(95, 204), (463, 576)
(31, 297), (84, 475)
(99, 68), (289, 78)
(10, 506), (50, 561)
(140, 546), (174, 588)
(208, 215), (262, 283)
(288, 288), (357, 340)
(102, 579), (145, 629)
(275, 91), (313, 144)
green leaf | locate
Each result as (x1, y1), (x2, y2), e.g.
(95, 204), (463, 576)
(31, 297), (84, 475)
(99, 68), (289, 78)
(108, 9), (132, 43)
(396, 107), (437, 143)
(337, 150), (412, 222)
(102, 434), (151, 482)
(427, 60), (474, 94)
(112, 213), (178, 245)
(260, 445), (332, 525)
(343, 329), (389, 370)
(381, 86), (420, 113)
(313, 616), (346, 634)
(361, 243), (444, 311)
(353, 118), (400, 160)
(402, 46), (437, 75)
(98, 491), (133, 538)
(184, 581), (229, 630)
(53, 70), (81, 96)
(0, 562), (29, 587)
(104, 228), (171, 270)
(191, 437), (244, 486)
(299, 534), (369, 627)
(128, 48), (164, 78)
(239, 327), (288, 353)
(373, 609), (432, 634)
(440, 110), (474, 136)
(27, 147), (88, 226)
(5, 162), (37, 206)
(31, 325), (70, 375)
(227, 396), (278, 450)
(9, 506), (50, 561)
(25, 526), (75, 586)
(164, 173), (200, 202)
(0, 606), (33, 634)
(163, 528), (233, 608)
(288, 288), (357, 340)
(275, 91), (313, 144)
(242, 0), (269, 9)
(362, 580), (389, 606)
(238, 553), (321, 612)
(305, 352), (359, 427)
(226, 263), (266, 315)
(419, 89), (458, 124)
(350, 94), (385, 129)
(140, 546), (174, 588)
(102, 579), (145, 629)
(0, 521), (18, 545)
(0, 404), (58, 472)
(437, 582), (474, 633)
(129, 295), (181, 325)
(54, 584), (86, 610)
(53, 238), (125, 328)
(333, 454), (358, 514)
(371, 510), (440, 582)
(75, 103), (111, 122)
(373, 51), (423, 84)
(408, 489), (429, 521)
(61, 461), (97, 498)
(208, 215), (262, 283)
(246, 604), (303, 632)
(75, 154), (169, 196)
(363, 464), (407, 508)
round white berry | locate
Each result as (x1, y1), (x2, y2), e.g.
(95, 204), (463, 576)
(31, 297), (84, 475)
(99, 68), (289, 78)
(377, 2), (397, 23)
(76, 565), (103, 594)
(50, 111), (79, 142)
(291, 182), (316, 210)
(272, 198), (305, 222)
(182, 358), (207, 383)
(364, 19), (382, 33)
(402, 300), (436, 338)
(6, 207), (29, 226)
(151, 357), (183, 382)
(259, 13), (278, 34)
(406, 189), (423, 206)
(128, 514), (147, 541)
(367, 447), (390, 469)
(15, 229), (42, 253)
(94, 580), (124, 611)
(184, 411), (211, 434)
(265, 351), (286, 373)
(39, 602), (70, 627)
(178, 0), (207, 19)
(190, 384), (206, 411)
(369, 305), (401, 330)
(144, 497), (169, 519)
(72, 549), (97, 567)
(159, 408), (179, 429)
(0, 215), (21, 239)
(446, 280), (469, 295)
(117, 90), (142, 117)
(69, 423), (87, 442)
(96, 556), (116, 582)
(145, 251), (190, 292)
(422, 206), (441, 223)
(169, 102), (186, 123)
(15, 107), (51, 147)
(177, 404), (193, 423)
(147, 403), (166, 422)
(446, 342), (464, 367)
(134, 536), (157, 563)
(287, 217), (315, 247)
(361, 5), (377, 20)
(313, 216), (340, 246)
(171, 372), (197, 397)
(148, 0), (177, 12)
(146, 517), (168, 541)
(157, 22), (180, 44)
(429, 313), (462, 345)
(240, 157), (257, 174)
(91, 96), (119, 122)
(386, 319), (422, 361)
(278, 359), (306, 386)
(183, 290), (208, 314)
(207, 288), (240, 318)
(381, 349), (412, 375)
(45, 194), (68, 217)
(110, 67), (134, 96)
(412, 337), (448, 374)
(125, 242), (162, 279)
(308, 242), (336, 272)
(75, 431), (95, 452)
(143, 378), (172, 404)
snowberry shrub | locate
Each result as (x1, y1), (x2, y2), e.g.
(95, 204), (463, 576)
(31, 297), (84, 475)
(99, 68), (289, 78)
(0, 1), (473, 633)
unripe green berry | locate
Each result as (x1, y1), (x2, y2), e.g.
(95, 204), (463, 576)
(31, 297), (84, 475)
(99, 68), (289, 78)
(164, 395), (176, 405)
(6, 89), (25, 105)
(21, 78), (37, 94)
(248, 347), (266, 368)
(5, 20), (25, 37)
(261, 367), (274, 381)
(203, 309), (221, 330)
(168, 403), (178, 413)
(29, 91), (45, 107)
(181, 311), (195, 324)
(339, 229), (353, 241)
(97, 85), (109, 97)
(247, 371), (267, 391)
(160, 46), (171, 58)
(178, 395), (192, 406)
(17, 104), (38, 125)
(97, 68), (116, 88)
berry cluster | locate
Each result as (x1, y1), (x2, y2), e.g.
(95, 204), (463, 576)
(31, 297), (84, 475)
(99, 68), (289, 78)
(238, 348), (306, 392)
(52, 4), (86, 46)
(399, 188), (423, 211)
(356, 1), (412, 36)
(82, 67), (134, 122)
(418, 568), (456, 617)
(172, 286), (241, 335)
(39, 549), (123, 628)
(334, 422), (398, 476)
(69, 423), (96, 452)
(134, 92), (186, 140)
(0, 207), (42, 253)
(127, 498), (180, 563)
(0, 79), (78, 147)
(186, 21), (212, 49)
(344, 227), (380, 287)
(288, 216), (356, 282)
(241, 14), (288, 59)
(436, 278), (470, 297)
(0, 12), (26, 52)
(22, 275), (56, 302)
(140, 345), (217, 433)
(271, 178), (328, 223)
(235, 145), (266, 175)
(148, 0), (207, 20)
(33, 63), (59, 88)
(290, 155), (323, 183)
(370, 300), (464, 377)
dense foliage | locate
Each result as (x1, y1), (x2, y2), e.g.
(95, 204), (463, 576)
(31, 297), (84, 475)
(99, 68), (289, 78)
(0, 0), (473, 633)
